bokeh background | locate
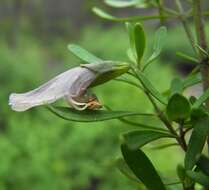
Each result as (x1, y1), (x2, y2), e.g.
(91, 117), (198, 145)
(0, 1), (209, 190)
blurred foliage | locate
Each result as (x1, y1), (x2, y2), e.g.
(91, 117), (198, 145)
(0, 24), (186, 190)
(163, 24), (209, 74)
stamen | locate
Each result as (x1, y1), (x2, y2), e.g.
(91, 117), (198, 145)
(72, 103), (89, 111)
(70, 98), (86, 106)
(86, 101), (102, 110)
(67, 96), (89, 111)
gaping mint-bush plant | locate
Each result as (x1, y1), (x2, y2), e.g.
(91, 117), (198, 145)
(9, 0), (209, 189)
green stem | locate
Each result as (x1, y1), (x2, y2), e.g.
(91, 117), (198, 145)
(193, 0), (209, 101)
(175, 0), (198, 55)
(193, 0), (209, 175)
(163, 7), (179, 16)
(179, 121), (188, 151)
(131, 67), (188, 151)
(157, 0), (166, 24)
(146, 92), (188, 151)
(193, 0), (208, 55)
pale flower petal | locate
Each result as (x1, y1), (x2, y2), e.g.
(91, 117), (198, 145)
(9, 67), (96, 111)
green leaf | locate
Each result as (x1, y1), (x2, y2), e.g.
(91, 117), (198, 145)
(104, 0), (149, 8)
(186, 171), (209, 187)
(195, 44), (209, 57)
(191, 108), (208, 122)
(177, 164), (186, 182)
(183, 73), (202, 89)
(134, 23), (146, 64)
(189, 96), (197, 105)
(170, 78), (183, 95)
(193, 88), (209, 108)
(126, 22), (146, 64)
(127, 48), (136, 63)
(121, 144), (166, 190)
(92, 7), (166, 22)
(68, 44), (102, 63)
(153, 26), (167, 52)
(122, 130), (175, 150)
(104, 0), (138, 8)
(143, 26), (167, 71)
(126, 22), (136, 62)
(176, 51), (199, 63)
(136, 71), (168, 105)
(47, 106), (154, 122)
(81, 61), (130, 87)
(115, 158), (140, 183)
(104, 106), (163, 131)
(197, 155), (209, 176)
(114, 76), (140, 89)
(92, 7), (119, 21)
(151, 143), (178, 150)
(119, 118), (168, 132)
(166, 94), (191, 121)
(185, 117), (209, 170)
(177, 165), (194, 189)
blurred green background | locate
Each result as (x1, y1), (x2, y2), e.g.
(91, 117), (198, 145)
(0, 1), (209, 190)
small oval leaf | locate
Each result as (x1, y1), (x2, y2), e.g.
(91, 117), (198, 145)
(185, 117), (209, 170)
(122, 130), (175, 150)
(166, 94), (191, 121)
(134, 23), (146, 64)
(105, 0), (137, 8)
(143, 26), (167, 70)
(68, 44), (102, 63)
(48, 106), (153, 122)
(92, 7), (123, 21)
(121, 144), (166, 190)
(126, 22), (137, 62)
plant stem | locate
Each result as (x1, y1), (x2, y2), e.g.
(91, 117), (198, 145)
(193, 0), (209, 172)
(146, 92), (187, 151)
(193, 0), (209, 98)
(193, 0), (208, 54)
(131, 67), (188, 151)
(163, 7), (179, 16)
(157, 0), (166, 24)
(179, 121), (188, 151)
(175, 0), (198, 55)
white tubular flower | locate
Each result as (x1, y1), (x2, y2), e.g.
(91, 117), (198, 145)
(9, 66), (97, 112)
(9, 61), (130, 112)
